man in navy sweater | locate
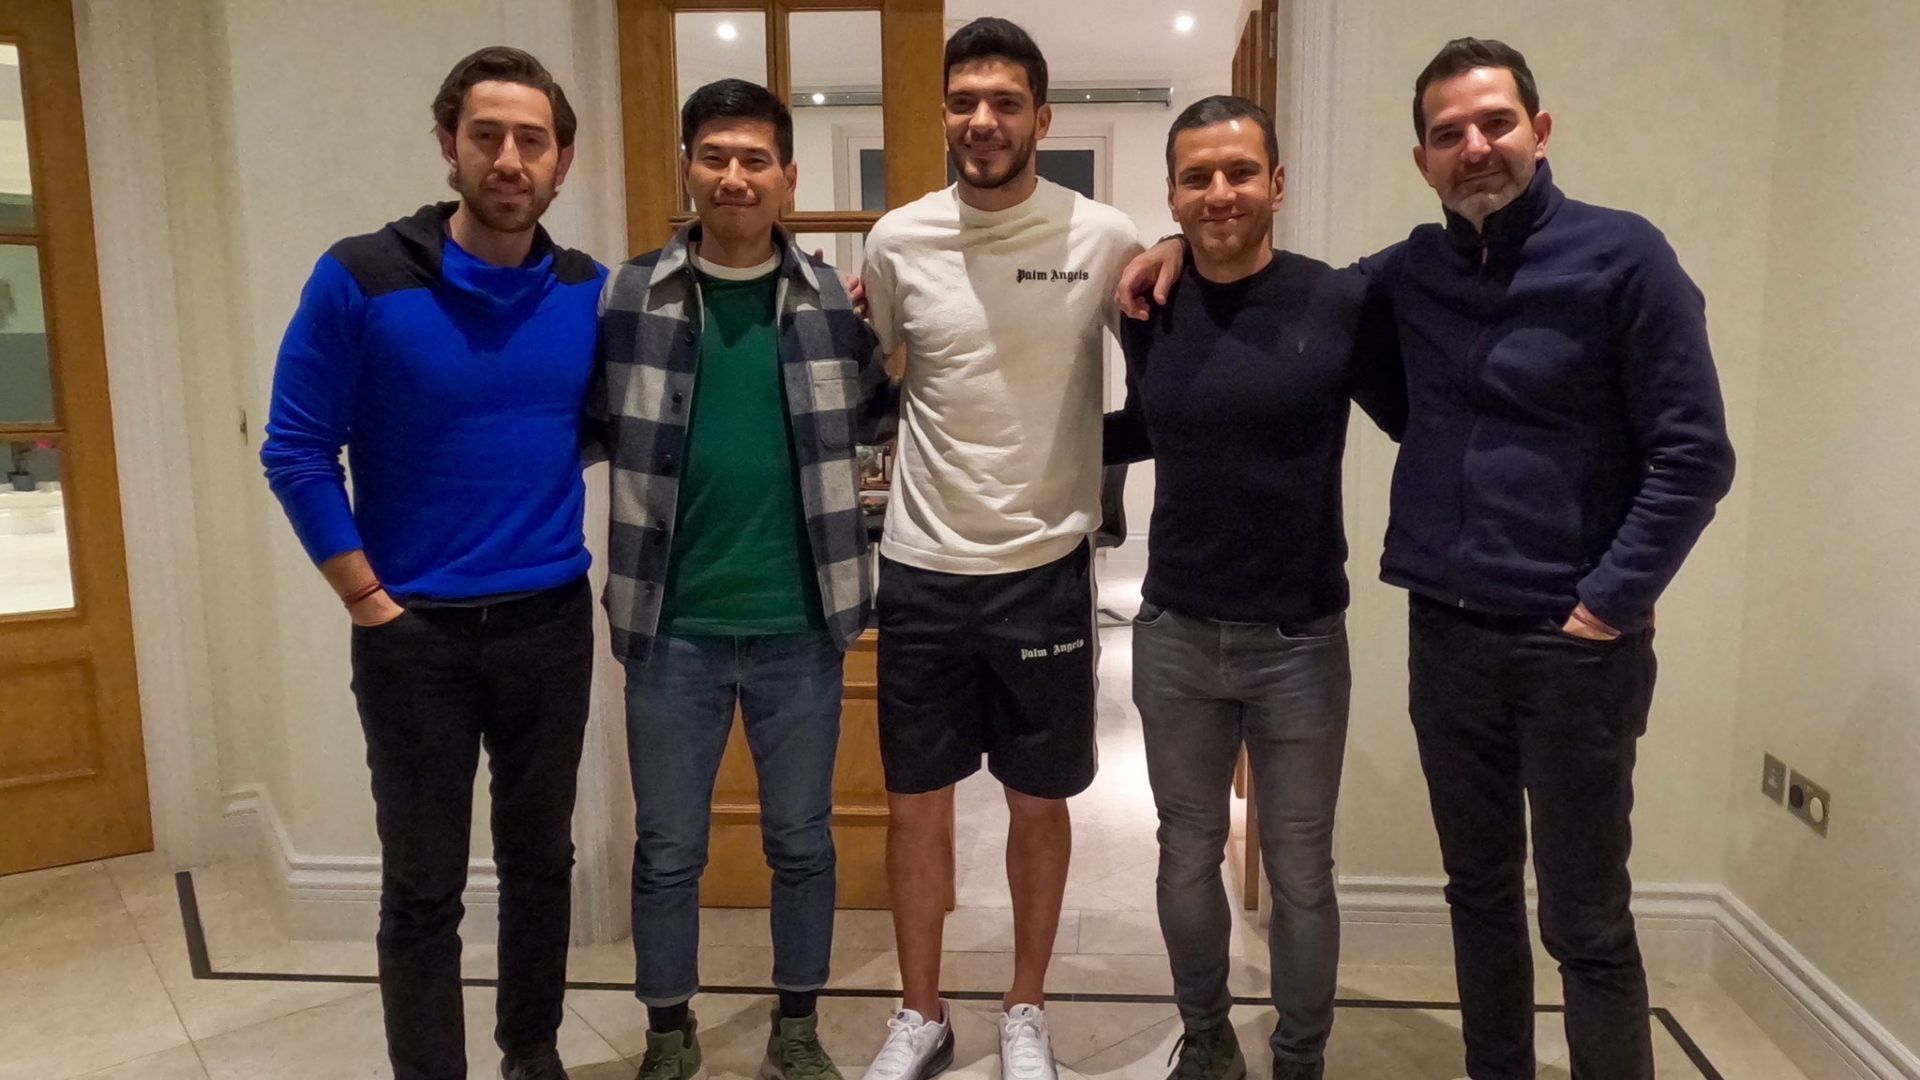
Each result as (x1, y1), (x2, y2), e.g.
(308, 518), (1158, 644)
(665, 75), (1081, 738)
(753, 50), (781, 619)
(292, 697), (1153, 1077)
(260, 48), (602, 1080)
(1119, 38), (1734, 1080)
(1104, 95), (1402, 1080)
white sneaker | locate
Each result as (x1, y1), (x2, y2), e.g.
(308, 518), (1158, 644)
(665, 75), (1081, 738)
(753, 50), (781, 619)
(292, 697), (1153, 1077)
(999, 1003), (1059, 1080)
(862, 1004), (955, 1080)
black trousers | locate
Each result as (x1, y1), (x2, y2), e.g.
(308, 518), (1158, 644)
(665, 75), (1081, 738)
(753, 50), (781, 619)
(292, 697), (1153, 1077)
(349, 579), (594, 1080)
(1407, 593), (1658, 1080)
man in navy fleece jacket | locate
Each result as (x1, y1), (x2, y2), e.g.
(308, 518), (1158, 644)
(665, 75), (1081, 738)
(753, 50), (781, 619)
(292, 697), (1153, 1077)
(260, 48), (601, 1080)
(1381, 39), (1733, 1080)
(1119, 37), (1733, 1080)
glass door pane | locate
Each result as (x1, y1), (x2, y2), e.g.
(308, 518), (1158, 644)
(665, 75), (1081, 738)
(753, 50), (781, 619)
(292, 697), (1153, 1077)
(0, 44), (32, 231)
(1, 436), (73, 615)
(675, 10), (770, 105)
(788, 10), (884, 214)
(0, 244), (53, 424)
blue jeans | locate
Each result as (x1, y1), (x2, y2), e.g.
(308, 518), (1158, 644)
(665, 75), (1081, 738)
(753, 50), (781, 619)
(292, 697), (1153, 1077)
(624, 631), (844, 1005)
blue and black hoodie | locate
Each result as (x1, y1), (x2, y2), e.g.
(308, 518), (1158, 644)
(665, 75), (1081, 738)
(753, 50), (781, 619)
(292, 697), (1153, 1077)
(261, 202), (607, 600)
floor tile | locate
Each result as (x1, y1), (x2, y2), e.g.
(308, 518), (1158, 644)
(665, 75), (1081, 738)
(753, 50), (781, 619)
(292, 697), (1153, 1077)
(0, 941), (191, 1080)
(0, 862), (146, 968)
(192, 987), (622, 1079)
(113, 860), (369, 1042)
(71, 1045), (210, 1080)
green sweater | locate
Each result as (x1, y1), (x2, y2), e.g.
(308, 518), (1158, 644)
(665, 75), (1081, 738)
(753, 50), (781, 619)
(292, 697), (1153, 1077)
(658, 257), (824, 635)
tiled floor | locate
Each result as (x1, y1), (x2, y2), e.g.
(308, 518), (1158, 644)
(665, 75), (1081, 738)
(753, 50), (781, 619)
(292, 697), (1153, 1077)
(0, 561), (1811, 1079)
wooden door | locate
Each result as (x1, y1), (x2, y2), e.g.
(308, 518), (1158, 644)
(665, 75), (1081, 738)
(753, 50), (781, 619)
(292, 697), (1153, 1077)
(0, 0), (151, 876)
(1231, 0), (1279, 116)
(615, 0), (945, 908)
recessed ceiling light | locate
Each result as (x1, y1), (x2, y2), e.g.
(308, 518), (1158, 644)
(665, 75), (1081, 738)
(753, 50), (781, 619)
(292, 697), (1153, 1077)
(715, 20), (739, 42)
(812, 92), (827, 105)
(1173, 13), (1197, 34)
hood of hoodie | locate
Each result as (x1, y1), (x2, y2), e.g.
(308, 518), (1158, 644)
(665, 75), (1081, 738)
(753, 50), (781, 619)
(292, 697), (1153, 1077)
(384, 201), (599, 313)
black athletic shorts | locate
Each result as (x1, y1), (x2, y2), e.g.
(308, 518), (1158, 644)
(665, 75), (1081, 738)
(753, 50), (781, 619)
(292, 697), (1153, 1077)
(876, 541), (1098, 799)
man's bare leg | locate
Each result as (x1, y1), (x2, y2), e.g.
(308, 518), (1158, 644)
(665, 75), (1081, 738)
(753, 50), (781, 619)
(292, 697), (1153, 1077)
(1003, 788), (1071, 1010)
(889, 786), (957, 1018)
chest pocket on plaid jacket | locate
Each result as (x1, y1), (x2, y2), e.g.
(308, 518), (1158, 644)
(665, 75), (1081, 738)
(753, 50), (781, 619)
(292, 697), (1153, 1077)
(808, 358), (858, 449)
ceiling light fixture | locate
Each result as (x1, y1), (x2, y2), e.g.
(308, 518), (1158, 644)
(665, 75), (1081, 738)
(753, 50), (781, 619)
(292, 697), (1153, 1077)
(1173, 13), (1197, 34)
(715, 20), (739, 41)
(811, 92), (827, 105)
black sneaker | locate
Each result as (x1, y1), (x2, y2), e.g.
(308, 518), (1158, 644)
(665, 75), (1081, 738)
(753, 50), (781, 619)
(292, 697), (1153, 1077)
(1164, 1024), (1247, 1080)
(501, 1050), (569, 1080)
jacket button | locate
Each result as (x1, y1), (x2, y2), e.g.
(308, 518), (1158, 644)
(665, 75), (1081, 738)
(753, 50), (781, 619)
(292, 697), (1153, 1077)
(683, 330), (696, 344)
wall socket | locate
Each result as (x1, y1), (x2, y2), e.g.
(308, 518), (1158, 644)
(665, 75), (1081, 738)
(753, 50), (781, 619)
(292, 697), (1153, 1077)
(1760, 753), (1787, 803)
(1787, 769), (1831, 837)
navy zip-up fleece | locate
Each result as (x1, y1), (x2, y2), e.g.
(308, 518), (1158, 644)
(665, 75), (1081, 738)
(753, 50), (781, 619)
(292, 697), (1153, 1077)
(1362, 162), (1735, 632)
(261, 202), (606, 600)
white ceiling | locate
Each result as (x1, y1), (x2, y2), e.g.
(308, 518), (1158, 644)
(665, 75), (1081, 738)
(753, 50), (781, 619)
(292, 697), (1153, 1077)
(673, 0), (1246, 100)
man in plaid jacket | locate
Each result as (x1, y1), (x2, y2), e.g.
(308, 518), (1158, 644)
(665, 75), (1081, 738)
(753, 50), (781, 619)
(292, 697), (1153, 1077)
(592, 79), (894, 1080)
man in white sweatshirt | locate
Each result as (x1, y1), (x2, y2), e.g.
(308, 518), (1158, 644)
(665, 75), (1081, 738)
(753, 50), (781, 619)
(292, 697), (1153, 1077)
(857, 17), (1142, 1080)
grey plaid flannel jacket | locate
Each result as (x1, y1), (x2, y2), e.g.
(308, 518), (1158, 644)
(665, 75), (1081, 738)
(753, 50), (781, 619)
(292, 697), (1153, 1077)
(592, 224), (895, 664)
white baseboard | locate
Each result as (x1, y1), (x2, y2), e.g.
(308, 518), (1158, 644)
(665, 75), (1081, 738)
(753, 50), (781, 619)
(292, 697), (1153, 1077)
(1335, 876), (1916, 1079)
(220, 789), (1915, 1076)
(1334, 876), (1720, 977)
(223, 785), (501, 943)
(1710, 890), (1919, 1079)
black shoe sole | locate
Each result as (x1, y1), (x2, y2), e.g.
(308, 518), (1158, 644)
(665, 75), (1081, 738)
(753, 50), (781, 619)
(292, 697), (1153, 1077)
(916, 1026), (956, 1080)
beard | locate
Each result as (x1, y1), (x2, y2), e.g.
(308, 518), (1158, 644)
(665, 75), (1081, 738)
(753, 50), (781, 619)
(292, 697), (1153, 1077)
(449, 166), (554, 234)
(947, 133), (1036, 191)
(1444, 156), (1535, 224)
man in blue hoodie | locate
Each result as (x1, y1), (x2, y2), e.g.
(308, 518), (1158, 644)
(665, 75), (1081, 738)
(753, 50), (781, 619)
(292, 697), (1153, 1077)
(260, 47), (602, 1080)
(1118, 37), (1734, 1080)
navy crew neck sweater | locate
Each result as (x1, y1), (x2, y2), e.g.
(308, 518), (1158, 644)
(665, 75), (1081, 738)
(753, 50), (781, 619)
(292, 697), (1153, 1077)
(1105, 251), (1404, 627)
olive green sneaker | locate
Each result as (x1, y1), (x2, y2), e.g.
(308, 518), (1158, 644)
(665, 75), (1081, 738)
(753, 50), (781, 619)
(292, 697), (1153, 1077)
(637, 1015), (704, 1080)
(1164, 1023), (1246, 1080)
(1270, 1058), (1323, 1080)
(759, 1008), (845, 1080)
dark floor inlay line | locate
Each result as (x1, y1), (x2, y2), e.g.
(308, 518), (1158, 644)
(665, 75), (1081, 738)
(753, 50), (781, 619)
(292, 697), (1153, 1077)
(173, 870), (1724, 1076)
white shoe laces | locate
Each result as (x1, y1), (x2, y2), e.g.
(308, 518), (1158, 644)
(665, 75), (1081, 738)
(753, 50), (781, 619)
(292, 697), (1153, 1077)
(870, 1011), (936, 1078)
(1001, 1007), (1053, 1080)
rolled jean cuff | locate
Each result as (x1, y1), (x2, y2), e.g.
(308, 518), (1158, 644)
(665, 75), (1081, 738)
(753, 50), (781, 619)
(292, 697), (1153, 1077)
(634, 985), (700, 1008)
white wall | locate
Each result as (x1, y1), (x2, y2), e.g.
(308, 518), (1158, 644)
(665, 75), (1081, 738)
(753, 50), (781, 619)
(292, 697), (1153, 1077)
(147, 0), (287, 838)
(134, 1), (634, 921)
(1727, 0), (1920, 1052)
(1306, 0), (1785, 888)
(157, 0), (522, 859)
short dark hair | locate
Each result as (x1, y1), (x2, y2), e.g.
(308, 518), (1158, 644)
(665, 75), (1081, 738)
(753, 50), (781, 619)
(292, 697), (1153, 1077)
(1165, 95), (1280, 177)
(433, 46), (577, 149)
(944, 17), (1049, 106)
(680, 78), (795, 164)
(1412, 37), (1540, 141)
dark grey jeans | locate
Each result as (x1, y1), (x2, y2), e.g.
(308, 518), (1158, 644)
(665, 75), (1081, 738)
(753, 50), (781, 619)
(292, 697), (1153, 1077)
(1132, 601), (1351, 1065)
